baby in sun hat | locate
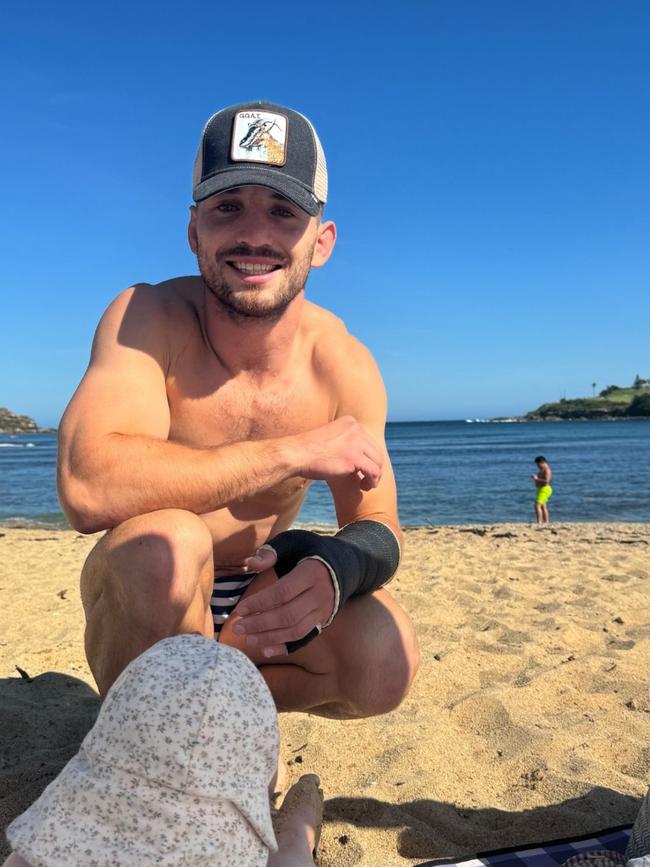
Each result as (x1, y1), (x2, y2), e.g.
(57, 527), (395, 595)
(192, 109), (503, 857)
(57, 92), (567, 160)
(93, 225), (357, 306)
(4, 634), (321, 867)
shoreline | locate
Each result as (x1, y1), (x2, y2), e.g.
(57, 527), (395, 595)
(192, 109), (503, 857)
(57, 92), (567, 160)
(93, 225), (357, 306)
(2, 417), (650, 430)
(2, 518), (650, 532)
(493, 416), (650, 423)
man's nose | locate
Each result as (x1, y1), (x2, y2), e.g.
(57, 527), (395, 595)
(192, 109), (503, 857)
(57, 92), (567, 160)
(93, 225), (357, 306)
(235, 209), (273, 247)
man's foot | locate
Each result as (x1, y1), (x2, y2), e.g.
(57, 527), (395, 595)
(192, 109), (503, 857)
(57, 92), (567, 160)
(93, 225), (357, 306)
(268, 774), (323, 866)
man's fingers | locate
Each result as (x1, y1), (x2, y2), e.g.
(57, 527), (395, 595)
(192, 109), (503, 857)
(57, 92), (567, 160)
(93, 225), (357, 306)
(243, 610), (322, 655)
(235, 590), (316, 635)
(352, 452), (383, 489)
(244, 545), (278, 572)
(261, 644), (289, 658)
(359, 472), (378, 491)
(236, 571), (308, 617)
(362, 438), (384, 469)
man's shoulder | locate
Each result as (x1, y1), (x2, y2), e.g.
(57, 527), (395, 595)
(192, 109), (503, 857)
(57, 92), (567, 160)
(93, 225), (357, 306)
(102, 277), (203, 341)
(305, 302), (375, 370)
(95, 277), (204, 361)
(111, 276), (202, 317)
(304, 302), (383, 404)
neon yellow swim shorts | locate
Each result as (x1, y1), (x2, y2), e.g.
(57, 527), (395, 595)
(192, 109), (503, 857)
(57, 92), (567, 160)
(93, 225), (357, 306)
(536, 485), (553, 505)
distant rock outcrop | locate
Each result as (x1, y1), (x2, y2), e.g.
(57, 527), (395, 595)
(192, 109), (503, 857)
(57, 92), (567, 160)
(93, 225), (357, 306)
(525, 382), (650, 420)
(0, 407), (44, 433)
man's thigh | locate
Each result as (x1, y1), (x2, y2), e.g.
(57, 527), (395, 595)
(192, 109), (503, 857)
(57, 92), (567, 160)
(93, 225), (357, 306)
(80, 510), (216, 694)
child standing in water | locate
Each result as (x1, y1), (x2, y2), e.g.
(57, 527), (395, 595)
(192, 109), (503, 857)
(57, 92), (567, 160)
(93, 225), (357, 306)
(532, 455), (553, 525)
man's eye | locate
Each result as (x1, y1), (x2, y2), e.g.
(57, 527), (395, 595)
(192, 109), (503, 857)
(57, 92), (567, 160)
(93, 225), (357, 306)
(272, 207), (294, 218)
(215, 202), (239, 213)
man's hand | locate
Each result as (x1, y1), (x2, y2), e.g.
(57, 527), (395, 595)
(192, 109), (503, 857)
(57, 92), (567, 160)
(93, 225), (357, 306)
(290, 416), (383, 491)
(233, 550), (336, 658)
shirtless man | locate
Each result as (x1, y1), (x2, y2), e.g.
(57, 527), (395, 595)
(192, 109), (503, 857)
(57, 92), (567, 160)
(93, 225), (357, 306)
(532, 455), (553, 525)
(57, 101), (419, 720)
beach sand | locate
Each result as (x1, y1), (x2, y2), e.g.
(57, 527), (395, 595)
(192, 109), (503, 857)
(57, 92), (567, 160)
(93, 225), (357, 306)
(1, 523), (649, 865)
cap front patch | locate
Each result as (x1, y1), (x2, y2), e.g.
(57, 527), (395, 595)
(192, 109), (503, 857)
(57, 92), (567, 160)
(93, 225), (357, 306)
(231, 110), (288, 166)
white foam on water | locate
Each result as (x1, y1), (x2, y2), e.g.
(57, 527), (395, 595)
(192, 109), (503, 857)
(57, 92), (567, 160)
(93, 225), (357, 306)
(0, 442), (37, 448)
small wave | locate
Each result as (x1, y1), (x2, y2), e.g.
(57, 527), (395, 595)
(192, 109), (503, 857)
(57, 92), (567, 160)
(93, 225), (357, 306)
(0, 514), (69, 530)
(0, 442), (37, 448)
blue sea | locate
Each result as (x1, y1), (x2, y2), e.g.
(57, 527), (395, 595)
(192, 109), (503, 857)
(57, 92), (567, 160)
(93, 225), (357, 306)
(1, 420), (649, 528)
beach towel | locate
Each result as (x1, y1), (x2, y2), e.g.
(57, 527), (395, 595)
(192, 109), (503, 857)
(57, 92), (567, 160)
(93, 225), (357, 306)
(415, 825), (632, 867)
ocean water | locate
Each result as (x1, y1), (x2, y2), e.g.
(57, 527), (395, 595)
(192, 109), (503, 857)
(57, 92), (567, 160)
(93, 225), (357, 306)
(1, 420), (649, 529)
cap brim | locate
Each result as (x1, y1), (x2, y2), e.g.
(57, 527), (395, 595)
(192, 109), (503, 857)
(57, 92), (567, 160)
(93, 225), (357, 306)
(193, 166), (322, 216)
(7, 748), (275, 866)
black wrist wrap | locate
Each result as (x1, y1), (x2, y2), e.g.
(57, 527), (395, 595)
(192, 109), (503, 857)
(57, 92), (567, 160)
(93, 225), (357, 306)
(267, 520), (400, 653)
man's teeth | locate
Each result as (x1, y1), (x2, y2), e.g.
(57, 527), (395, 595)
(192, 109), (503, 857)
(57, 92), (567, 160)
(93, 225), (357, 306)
(232, 262), (278, 275)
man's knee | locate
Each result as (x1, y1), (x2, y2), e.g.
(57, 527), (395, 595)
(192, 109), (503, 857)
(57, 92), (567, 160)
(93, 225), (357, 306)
(83, 509), (214, 612)
(336, 594), (420, 717)
(370, 611), (419, 714)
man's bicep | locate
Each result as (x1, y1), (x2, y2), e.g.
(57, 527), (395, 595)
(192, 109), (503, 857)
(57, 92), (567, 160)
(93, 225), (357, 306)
(63, 359), (171, 442)
(60, 288), (171, 447)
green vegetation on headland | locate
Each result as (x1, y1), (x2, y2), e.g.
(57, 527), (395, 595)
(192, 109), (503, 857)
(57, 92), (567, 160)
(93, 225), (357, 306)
(525, 377), (650, 420)
(0, 407), (53, 434)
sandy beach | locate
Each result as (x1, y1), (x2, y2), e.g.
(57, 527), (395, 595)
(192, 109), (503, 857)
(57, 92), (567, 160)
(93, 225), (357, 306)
(1, 522), (649, 865)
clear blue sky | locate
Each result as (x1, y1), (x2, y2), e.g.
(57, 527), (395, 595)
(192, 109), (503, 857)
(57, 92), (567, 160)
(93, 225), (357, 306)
(2, 1), (648, 426)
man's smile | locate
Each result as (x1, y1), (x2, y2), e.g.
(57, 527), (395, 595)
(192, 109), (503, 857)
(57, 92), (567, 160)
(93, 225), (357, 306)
(228, 261), (282, 276)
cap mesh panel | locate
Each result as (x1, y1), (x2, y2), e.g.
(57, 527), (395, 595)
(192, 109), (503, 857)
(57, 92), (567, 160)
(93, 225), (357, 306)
(313, 130), (328, 203)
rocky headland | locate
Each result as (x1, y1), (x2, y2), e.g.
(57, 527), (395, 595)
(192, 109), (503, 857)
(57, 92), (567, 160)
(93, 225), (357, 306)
(0, 407), (53, 434)
(492, 378), (650, 422)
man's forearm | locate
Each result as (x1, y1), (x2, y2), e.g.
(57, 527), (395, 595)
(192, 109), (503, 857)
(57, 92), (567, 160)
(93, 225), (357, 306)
(58, 432), (297, 533)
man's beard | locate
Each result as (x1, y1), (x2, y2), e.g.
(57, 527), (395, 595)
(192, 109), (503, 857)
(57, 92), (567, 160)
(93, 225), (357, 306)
(197, 241), (314, 322)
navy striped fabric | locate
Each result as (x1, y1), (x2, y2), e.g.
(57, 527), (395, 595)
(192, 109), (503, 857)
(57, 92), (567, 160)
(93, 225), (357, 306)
(210, 573), (256, 636)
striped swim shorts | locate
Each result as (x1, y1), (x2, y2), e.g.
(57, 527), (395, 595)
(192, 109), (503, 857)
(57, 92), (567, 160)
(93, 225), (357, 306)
(210, 573), (257, 638)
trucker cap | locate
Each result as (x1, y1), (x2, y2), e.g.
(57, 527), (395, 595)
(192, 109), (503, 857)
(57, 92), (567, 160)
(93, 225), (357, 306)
(192, 100), (328, 216)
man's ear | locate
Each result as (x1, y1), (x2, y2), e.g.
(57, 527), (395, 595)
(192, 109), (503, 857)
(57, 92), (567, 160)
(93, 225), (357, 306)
(311, 220), (336, 268)
(188, 205), (198, 254)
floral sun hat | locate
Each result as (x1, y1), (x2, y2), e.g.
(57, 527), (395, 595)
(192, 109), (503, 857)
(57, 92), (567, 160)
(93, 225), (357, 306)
(7, 634), (279, 866)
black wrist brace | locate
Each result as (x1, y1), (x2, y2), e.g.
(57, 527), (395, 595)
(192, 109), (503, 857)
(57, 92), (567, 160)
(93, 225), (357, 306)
(265, 520), (401, 653)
